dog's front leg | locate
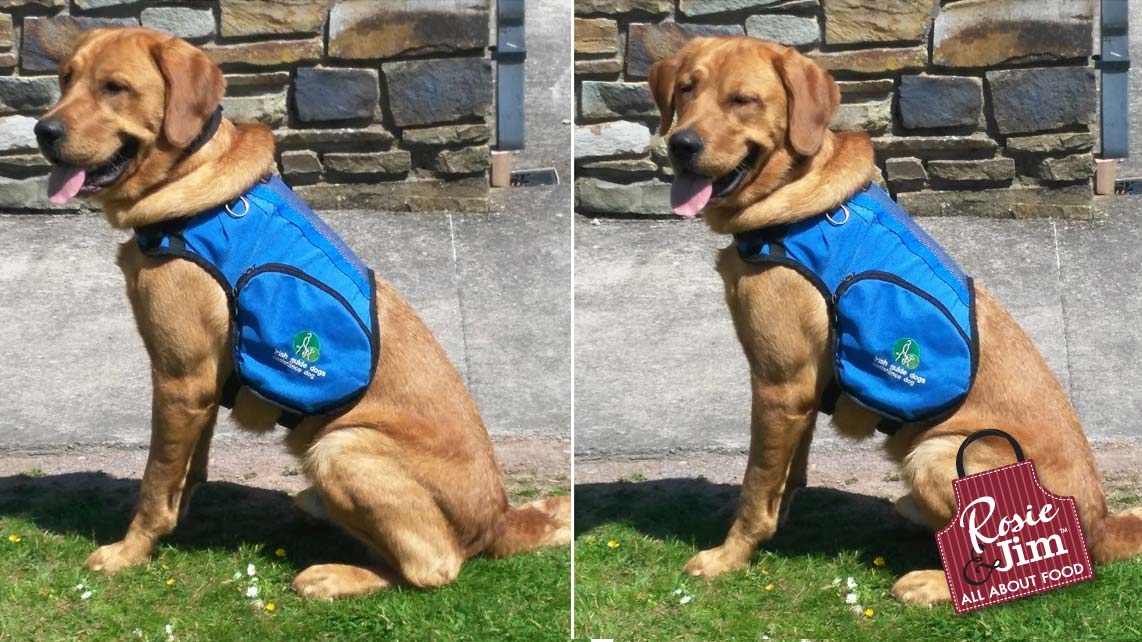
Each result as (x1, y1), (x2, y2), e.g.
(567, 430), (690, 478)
(86, 371), (219, 573)
(685, 378), (816, 578)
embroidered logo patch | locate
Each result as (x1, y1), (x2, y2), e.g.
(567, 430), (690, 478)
(892, 337), (920, 370)
(292, 331), (321, 363)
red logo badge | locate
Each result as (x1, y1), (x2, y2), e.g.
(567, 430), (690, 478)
(936, 430), (1094, 614)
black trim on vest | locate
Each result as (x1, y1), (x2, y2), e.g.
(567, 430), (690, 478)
(820, 377), (841, 415)
(220, 373), (241, 409)
(278, 412), (304, 429)
(733, 226), (981, 435)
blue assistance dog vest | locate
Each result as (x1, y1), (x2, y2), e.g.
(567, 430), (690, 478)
(734, 183), (978, 433)
(136, 175), (379, 427)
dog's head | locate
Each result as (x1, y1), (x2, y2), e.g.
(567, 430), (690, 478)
(649, 37), (840, 218)
(37, 27), (225, 206)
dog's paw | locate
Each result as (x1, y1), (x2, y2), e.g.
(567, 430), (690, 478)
(683, 545), (749, 579)
(84, 541), (149, 574)
(292, 564), (394, 599)
(891, 570), (951, 605)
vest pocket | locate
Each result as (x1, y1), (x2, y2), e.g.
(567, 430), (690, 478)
(233, 263), (374, 415)
(833, 270), (974, 423)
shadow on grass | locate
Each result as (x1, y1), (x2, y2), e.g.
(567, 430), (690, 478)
(0, 472), (372, 570)
(575, 479), (942, 575)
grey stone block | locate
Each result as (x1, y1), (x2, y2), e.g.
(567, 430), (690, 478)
(626, 22), (744, 79)
(274, 125), (395, 151)
(280, 150), (321, 182)
(323, 151), (412, 177)
(220, 0), (328, 37)
(141, 7), (216, 40)
(897, 186), (1092, 219)
(899, 75), (982, 129)
(988, 67), (1096, 135)
(431, 145), (490, 176)
(402, 124), (490, 148)
(934, 0), (1094, 68)
(0, 15), (12, 52)
(1035, 153), (1094, 182)
(873, 133), (998, 157)
(576, 0), (672, 14)
(294, 67), (379, 123)
(885, 156), (925, 191)
(824, 0), (938, 44)
(831, 97), (891, 135)
(1005, 132), (1094, 155)
(22, 16), (138, 73)
(329, 0), (488, 59)
(745, 13), (820, 47)
(203, 38), (323, 68)
(383, 58), (492, 127)
(580, 81), (656, 120)
(927, 158), (1015, 184)
(221, 91), (287, 126)
(810, 45), (928, 75)
(0, 115), (39, 154)
(679, 0), (817, 17)
(0, 77), (60, 115)
(574, 121), (651, 160)
(575, 177), (671, 215)
(578, 158), (661, 182)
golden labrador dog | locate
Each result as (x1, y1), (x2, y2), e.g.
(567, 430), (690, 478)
(649, 36), (1142, 604)
(35, 27), (568, 598)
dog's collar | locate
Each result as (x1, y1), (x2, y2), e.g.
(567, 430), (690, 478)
(732, 183), (870, 249)
(183, 106), (223, 158)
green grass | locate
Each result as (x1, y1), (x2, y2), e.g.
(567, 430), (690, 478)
(575, 478), (1142, 641)
(0, 472), (569, 641)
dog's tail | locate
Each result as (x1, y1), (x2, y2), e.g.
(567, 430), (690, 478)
(1091, 507), (1142, 563)
(484, 495), (571, 558)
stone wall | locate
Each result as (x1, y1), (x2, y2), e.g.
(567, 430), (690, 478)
(0, 0), (494, 214)
(575, 0), (1098, 219)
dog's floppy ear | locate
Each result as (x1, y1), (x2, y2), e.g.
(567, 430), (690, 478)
(648, 52), (681, 136)
(152, 37), (225, 148)
(777, 48), (839, 157)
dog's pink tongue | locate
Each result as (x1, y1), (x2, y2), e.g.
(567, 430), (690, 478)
(671, 173), (713, 218)
(47, 165), (85, 205)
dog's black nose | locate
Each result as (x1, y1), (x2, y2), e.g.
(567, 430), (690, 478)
(34, 117), (66, 151)
(668, 129), (703, 166)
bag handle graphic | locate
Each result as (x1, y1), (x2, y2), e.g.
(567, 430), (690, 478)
(956, 429), (1025, 478)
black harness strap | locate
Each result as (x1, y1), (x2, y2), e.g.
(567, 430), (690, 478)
(220, 373), (241, 409)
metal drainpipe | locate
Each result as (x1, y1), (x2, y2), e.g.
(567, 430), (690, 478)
(1098, 0), (1129, 159)
(494, 0), (526, 152)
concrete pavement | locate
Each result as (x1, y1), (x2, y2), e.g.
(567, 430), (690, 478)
(0, 182), (571, 449)
(575, 195), (1142, 456)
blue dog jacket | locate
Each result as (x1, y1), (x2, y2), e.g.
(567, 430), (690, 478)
(734, 183), (977, 430)
(136, 175), (379, 425)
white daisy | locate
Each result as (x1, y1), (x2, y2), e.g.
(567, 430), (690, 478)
(845, 576), (858, 589)
(679, 595), (693, 605)
(246, 563), (257, 577)
(80, 590), (92, 600)
(246, 585), (259, 598)
(845, 592), (858, 604)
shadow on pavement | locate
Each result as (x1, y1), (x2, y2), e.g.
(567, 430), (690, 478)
(0, 472), (371, 569)
(575, 478), (942, 575)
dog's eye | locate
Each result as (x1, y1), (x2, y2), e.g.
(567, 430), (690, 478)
(677, 82), (695, 95)
(103, 80), (128, 95)
(731, 95), (758, 106)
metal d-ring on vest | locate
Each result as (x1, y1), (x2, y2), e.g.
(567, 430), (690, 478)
(826, 203), (850, 226)
(225, 195), (250, 219)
